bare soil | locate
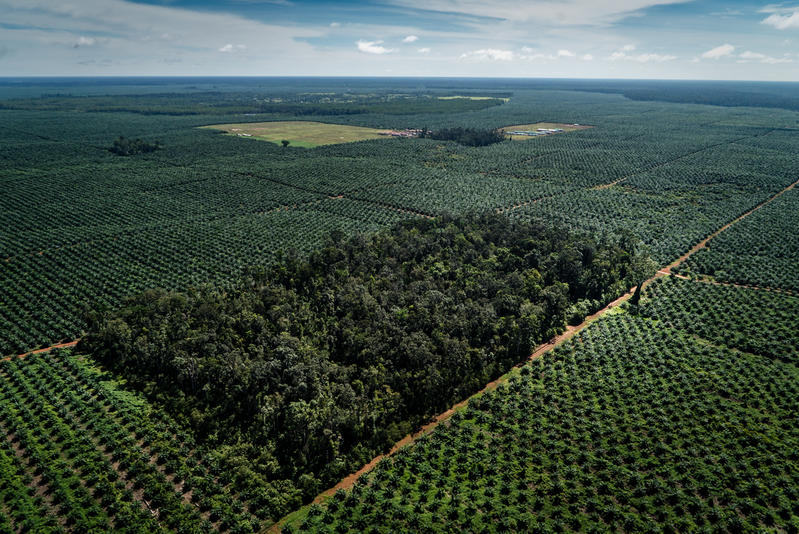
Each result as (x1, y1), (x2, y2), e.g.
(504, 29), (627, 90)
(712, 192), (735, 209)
(3, 339), (80, 362)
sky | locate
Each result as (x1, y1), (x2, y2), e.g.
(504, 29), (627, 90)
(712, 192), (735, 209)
(1, 0), (799, 80)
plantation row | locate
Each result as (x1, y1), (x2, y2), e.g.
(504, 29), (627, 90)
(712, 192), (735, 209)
(0, 202), (408, 355)
(639, 277), (799, 363)
(3, 86), (799, 354)
(510, 185), (769, 265)
(678, 188), (799, 292)
(0, 350), (281, 533)
(287, 308), (799, 533)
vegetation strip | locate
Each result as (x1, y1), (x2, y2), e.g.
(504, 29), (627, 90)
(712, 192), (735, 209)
(667, 272), (799, 298)
(592, 128), (777, 191)
(660, 175), (799, 274)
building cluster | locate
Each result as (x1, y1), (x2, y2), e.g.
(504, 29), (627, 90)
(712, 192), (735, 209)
(506, 127), (566, 137)
(378, 128), (423, 138)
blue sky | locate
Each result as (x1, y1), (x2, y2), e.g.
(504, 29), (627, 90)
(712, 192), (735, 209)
(1, 0), (798, 79)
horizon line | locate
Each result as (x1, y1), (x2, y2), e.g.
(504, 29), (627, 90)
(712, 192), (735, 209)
(1, 75), (798, 83)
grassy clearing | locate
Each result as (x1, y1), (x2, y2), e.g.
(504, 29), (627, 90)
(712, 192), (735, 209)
(501, 122), (592, 140)
(201, 120), (389, 148)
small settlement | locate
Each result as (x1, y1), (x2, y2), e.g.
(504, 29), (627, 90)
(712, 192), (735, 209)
(505, 127), (566, 137)
(378, 128), (423, 138)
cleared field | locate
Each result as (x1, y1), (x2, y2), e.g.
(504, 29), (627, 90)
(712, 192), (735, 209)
(438, 95), (510, 102)
(201, 121), (388, 147)
(501, 122), (592, 140)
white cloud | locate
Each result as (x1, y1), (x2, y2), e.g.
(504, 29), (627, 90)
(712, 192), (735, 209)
(609, 48), (676, 62)
(738, 50), (793, 64)
(701, 43), (735, 59)
(622, 44), (636, 51)
(330, 22), (341, 28)
(356, 40), (394, 54)
(739, 50), (766, 60)
(517, 48), (584, 61)
(760, 4), (797, 14)
(0, 0), (320, 74)
(762, 10), (799, 29)
(219, 43), (246, 53)
(460, 48), (514, 61)
(402, 35), (419, 43)
(73, 36), (96, 48)
(385, 0), (693, 27)
(418, 47), (431, 53)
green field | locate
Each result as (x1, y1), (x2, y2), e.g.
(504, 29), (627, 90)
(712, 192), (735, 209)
(678, 187), (799, 292)
(202, 121), (393, 148)
(0, 350), (262, 532)
(2, 78), (799, 533)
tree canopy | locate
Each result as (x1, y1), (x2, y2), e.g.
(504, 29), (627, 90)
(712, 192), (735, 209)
(109, 136), (161, 156)
(81, 213), (649, 503)
(421, 127), (506, 146)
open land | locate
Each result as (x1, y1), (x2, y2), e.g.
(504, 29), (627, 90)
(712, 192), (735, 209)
(201, 120), (389, 147)
(438, 95), (511, 102)
(501, 122), (593, 140)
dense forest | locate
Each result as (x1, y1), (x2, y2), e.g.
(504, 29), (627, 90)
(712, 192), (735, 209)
(80, 214), (652, 512)
(109, 136), (161, 156)
(421, 126), (507, 146)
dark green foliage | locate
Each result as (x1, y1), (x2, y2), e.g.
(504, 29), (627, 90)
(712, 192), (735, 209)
(297, 310), (799, 532)
(422, 126), (506, 146)
(678, 188), (799, 292)
(0, 91), (504, 116)
(80, 213), (645, 505)
(640, 276), (799, 363)
(3, 81), (799, 355)
(2, 76), (799, 533)
(630, 282), (642, 306)
(0, 350), (264, 531)
(109, 136), (160, 156)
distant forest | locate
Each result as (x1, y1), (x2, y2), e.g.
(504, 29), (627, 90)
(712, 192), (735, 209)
(421, 127), (507, 147)
(0, 91), (505, 116)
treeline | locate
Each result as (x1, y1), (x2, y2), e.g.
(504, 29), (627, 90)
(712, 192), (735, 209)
(258, 97), (503, 116)
(621, 86), (799, 112)
(421, 127), (507, 146)
(109, 136), (161, 156)
(0, 92), (503, 116)
(80, 214), (652, 511)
